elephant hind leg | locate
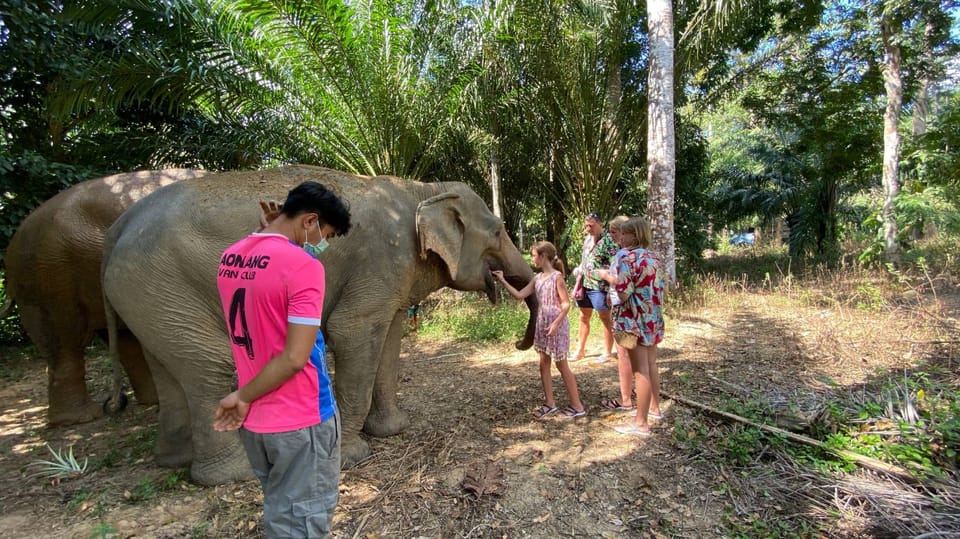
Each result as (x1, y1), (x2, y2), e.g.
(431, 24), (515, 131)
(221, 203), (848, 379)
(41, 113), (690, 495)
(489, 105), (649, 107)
(19, 305), (101, 426)
(143, 351), (193, 468)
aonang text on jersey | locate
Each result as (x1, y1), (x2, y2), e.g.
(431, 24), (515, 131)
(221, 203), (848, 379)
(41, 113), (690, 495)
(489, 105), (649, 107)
(218, 252), (272, 280)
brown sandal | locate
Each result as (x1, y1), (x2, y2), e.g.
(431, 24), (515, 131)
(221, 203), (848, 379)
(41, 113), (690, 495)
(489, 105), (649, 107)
(600, 398), (634, 411)
(533, 405), (558, 420)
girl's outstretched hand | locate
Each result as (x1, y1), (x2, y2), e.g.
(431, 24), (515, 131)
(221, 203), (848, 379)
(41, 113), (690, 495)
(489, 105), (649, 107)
(491, 270), (505, 281)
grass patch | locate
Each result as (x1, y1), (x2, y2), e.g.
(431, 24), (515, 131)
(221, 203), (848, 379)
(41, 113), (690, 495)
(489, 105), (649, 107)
(419, 290), (530, 343)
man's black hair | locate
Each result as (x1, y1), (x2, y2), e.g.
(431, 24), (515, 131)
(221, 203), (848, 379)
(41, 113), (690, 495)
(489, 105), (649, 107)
(281, 181), (352, 236)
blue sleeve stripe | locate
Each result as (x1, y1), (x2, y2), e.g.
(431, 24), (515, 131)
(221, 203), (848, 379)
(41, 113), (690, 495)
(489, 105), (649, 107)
(288, 316), (322, 326)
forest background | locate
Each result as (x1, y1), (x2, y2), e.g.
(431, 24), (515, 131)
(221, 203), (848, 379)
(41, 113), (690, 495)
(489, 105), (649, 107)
(0, 0), (958, 282)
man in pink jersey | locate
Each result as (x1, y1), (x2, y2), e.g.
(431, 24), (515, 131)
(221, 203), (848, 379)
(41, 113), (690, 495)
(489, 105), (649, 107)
(214, 181), (351, 538)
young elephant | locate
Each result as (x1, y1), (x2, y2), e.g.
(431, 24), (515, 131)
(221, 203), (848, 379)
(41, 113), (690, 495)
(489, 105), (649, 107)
(101, 165), (537, 485)
(2, 169), (207, 425)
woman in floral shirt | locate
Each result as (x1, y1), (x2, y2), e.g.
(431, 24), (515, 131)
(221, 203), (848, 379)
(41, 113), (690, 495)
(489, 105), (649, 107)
(600, 215), (665, 436)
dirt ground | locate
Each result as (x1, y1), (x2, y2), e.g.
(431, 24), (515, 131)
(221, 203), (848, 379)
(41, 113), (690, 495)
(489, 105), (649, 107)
(0, 273), (958, 538)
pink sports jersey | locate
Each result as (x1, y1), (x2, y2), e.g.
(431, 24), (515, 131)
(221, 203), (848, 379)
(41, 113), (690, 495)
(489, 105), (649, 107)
(216, 233), (334, 433)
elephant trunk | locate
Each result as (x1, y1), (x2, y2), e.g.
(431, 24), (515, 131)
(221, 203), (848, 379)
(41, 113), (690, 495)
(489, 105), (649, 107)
(500, 273), (536, 350)
(516, 291), (537, 350)
(485, 267), (537, 350)
(484, 269), (498, 304)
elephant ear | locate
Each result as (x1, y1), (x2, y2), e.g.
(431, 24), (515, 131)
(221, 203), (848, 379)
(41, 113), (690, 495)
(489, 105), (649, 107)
(417, 193), (464, 281)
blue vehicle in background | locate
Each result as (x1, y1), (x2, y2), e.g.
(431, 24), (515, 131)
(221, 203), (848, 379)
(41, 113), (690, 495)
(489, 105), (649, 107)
(729, 229), (756, 246)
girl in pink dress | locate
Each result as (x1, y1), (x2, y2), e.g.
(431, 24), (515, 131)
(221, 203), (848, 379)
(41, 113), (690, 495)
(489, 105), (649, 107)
(493, 241), (586, 420)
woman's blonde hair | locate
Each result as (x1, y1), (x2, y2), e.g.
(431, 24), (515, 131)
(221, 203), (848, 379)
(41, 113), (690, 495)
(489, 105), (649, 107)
(608, 215), (629, 232)
(621, 216), (652, 249)
(532, 241), (566, 277)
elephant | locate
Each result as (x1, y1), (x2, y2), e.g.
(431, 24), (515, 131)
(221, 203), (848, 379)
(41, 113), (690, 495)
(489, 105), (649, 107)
(101, 164), (537, 485)
(1, 169), (208, 425)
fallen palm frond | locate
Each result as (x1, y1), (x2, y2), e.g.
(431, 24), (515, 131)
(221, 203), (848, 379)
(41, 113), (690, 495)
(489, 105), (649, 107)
(664, 390), (943, 488)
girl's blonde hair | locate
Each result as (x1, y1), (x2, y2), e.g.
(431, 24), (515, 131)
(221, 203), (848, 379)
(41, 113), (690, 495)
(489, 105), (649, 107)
(608, 215), (629, 232)
(621, 216), (653, 249)
(533, 241), (566, 277)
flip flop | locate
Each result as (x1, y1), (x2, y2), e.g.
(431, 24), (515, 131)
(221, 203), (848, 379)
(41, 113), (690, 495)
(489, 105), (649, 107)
(613, 424), (652, 436)
(558, 406), (587, 419)
(600, 398), (635, 411)
(648, 411), (664, 420)
(533, 404), (558, 420)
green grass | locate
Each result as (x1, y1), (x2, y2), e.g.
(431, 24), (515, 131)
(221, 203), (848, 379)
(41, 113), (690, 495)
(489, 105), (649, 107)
(419, 291), (530, 343)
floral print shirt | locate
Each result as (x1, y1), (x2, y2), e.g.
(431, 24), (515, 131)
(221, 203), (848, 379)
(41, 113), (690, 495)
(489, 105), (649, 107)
(578, 232), (619, 291)
(614, 248), (665, 346)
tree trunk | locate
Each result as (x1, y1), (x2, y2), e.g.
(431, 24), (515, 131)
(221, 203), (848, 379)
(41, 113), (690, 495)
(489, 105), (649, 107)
(911, 19), (935, 139)
(646, 0), (677, 284)
(880, 14), (902, 263)
(489, 153), (502, 218)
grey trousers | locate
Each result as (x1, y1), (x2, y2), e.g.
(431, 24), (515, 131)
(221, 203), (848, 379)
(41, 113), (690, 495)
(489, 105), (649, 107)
(240, 413), (341, 538)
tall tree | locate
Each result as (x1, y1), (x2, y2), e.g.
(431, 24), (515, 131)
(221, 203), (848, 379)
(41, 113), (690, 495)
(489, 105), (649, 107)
(879, 1), (905, 263)
(646, 0), (677, 284)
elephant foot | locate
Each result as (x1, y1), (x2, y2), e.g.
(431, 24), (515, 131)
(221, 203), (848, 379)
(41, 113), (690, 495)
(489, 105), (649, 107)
(47, 400), (102, 426)
(340, 433), (371, 469)
(155, 425), (193, 469)
(363, 406), (410, 438)
(155, 445), (193, 469)
(190, 439), (253, 486)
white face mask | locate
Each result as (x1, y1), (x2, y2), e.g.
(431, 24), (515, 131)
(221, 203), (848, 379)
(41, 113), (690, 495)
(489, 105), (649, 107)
(303, 222), (328, 258)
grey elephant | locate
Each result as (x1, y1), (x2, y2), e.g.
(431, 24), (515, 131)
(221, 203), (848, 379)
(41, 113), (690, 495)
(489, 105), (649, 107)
(102, 165), (536, 485)
(1, 169), (207, 424)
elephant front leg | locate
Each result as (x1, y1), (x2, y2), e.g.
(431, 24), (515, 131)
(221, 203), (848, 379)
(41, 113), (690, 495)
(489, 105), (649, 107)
(326, 316), (388, 468)
(364, 311), (410, 438)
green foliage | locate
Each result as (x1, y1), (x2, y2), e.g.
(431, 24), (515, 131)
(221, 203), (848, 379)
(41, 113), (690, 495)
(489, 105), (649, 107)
(0, 270), (24, 344)
(26, 443), (89, 480)
(128, 477), (157, 502)
(856, 186), (960, 264)
(87, 523), (120, 539)
(912, 91), (960, 189)
(700, 2), (892, 261)
(419, 292), (529, 343)
(722, 512), (821, 539)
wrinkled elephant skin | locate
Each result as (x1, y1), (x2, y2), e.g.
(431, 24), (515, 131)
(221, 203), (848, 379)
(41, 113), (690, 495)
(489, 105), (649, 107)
(3, 170), (207, 425)
(102, 165), (537, 485)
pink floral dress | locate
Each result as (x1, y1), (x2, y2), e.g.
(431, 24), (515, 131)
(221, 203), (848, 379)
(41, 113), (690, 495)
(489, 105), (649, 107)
(534, 271), (570, 361)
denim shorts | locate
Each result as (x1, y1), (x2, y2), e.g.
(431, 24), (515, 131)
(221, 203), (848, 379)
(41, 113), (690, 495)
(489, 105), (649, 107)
(575, 288), (610, 311)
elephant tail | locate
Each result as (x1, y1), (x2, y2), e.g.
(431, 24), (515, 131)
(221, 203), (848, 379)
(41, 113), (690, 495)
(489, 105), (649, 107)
(102, 290), (128, 414)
